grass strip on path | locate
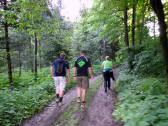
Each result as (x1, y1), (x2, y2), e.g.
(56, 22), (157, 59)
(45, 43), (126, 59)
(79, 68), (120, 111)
(53, 76), (103, 126)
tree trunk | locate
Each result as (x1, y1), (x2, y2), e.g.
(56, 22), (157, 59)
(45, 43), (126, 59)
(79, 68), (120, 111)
(4, 0), (13, 90)
(154, 14), (156, 38)
(34, 33), (38, 81)
(139, 1), (147, 45)
(124, 4), (129, 47)
(103, 39), (106, 58)
(18, 50), (21, 77)
(132, 0), (137, 48)
(39, 41), (41, 70)
(124, 3), (134, 69)
(150, 0), (168, 78)
(30, 38), (34, 73)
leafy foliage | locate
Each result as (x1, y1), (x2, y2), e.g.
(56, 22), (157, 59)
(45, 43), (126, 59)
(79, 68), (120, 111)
(114, 50), (168, 126)
(0, 81), (55, 126)
(0, 67), (78, 126)
(132, 50), (165, 76)
(0, 0), (168, 125)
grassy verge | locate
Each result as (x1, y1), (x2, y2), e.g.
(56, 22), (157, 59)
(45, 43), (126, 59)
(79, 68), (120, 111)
(53, 76), (102, 126)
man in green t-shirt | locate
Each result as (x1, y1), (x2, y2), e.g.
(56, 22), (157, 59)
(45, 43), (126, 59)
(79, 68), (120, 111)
(74, 50), (94, 111)
(102, 56), (115, 93)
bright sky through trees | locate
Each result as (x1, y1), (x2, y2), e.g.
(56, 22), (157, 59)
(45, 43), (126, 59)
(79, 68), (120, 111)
(51, 0), (161, 36)
(51, 0), (93, 22)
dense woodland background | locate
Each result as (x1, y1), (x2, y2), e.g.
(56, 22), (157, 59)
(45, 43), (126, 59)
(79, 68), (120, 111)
(0, 0), (168, 126)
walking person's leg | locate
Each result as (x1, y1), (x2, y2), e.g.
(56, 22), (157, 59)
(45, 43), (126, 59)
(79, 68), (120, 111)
(81, 77), (89, 111)
(54, 77), (60, 104)
(81, 88), (87, 110)
(58, 77), (66, 106)
(103, 72), (108, 93)
(77, 87), (81, 102)
(107, 72), (111, 90)
(76, 77), (82, 103)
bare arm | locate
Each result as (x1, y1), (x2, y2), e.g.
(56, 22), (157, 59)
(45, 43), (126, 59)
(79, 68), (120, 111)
(89, 66), (94, 79)
(73, 67), (77, 80)
(74, 67), (77, 76)
(51, 66), (54, 78)
(66, 68), (70, 83)
(67, 69), (70, 78)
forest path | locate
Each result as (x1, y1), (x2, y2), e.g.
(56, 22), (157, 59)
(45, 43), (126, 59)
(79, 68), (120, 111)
(52, 69), (123, 126)
(79, 81), (123, 126)
(22, 76), (101, 126)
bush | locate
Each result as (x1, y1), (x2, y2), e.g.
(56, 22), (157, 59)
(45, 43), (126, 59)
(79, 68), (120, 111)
(0, 68), (52, 89)
(116, 47), (128, 65)
(0, 67), (78, 126)
(0, 82), (55, 126)
(93, 64), (101, 75)
(132, 50), (164, 77)
(113, 70), (168, 126)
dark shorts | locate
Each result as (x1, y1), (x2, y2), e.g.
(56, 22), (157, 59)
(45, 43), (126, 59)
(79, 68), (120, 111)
(77, 76), (89, 89)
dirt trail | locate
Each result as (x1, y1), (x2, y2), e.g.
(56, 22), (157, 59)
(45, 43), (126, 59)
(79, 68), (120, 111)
(22, 69), (122, 126)
(79, 85), (122, 126)
(79, 68), (123, 126)
(22, 76), (101, 126)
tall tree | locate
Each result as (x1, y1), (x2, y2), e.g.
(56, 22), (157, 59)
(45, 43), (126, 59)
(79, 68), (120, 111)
(124, 2), (129, 47)
(138, 1), (148, 45)
(34, 33), (38, 80)
(132, 0), (137, 48)
(3, 0), (13, 89)
(150, 0), (168, 79)
(18, 47), (22, 76)
(153, 14), (156, 38)
(18, 0), (48, 80)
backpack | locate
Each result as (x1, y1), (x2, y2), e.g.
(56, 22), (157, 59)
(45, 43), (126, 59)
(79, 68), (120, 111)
(56, 61), (64, 74)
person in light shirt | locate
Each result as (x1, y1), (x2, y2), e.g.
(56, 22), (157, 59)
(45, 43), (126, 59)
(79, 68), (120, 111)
(102, 56), (115, 93)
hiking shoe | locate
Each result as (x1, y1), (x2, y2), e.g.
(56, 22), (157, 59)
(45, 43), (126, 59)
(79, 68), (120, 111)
(80, 102), (86, 112)
(56, 98), (59, 105)
(81, 104), (85, 112)
(76, 97), (81, 103)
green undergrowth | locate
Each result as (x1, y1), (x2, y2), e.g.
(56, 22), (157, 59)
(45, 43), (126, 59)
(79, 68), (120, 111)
(113, 49), (168, 126)
(93, 64), (101, 75)
(0, 64), (101, 89)
(0, 68), (77, 126)
(0, 65), (101, 126)
(113, 66), (168, 126)
(0, 68), (53, 89)
(53, 76), (102, 126)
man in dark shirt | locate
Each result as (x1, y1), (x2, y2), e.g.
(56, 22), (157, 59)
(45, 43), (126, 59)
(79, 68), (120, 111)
(51, 52), (70, 106)
(74, 50), (94, 111)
